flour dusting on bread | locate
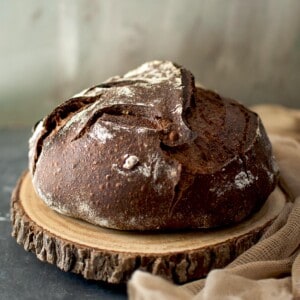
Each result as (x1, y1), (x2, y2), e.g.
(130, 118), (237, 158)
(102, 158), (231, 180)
(29, 61), (279, 230)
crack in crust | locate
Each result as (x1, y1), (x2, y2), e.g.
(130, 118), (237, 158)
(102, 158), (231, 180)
(31, 61), (195, 175)
(30, 97), (99, 174)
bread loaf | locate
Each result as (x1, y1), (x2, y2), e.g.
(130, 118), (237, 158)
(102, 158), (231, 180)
(29, 61), (279, 230)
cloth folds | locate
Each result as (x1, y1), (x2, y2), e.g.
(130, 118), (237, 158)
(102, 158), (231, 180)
(128, 106), (300, 300)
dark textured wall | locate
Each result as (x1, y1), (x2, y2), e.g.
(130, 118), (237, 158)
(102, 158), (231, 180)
(1, 0), (299, 127)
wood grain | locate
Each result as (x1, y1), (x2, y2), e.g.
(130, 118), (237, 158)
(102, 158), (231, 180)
(11, 171), (286, 284)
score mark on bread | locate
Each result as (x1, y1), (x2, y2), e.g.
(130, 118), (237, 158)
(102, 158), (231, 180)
(29, 61), (279, 231)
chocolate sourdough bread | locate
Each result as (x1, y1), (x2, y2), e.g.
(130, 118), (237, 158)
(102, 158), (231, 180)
(29, 61), (279, 230)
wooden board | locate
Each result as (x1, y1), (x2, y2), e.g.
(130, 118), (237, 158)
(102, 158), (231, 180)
(11, 171), (286, 284)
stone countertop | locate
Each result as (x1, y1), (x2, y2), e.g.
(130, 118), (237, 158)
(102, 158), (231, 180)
(0, 128), (127, 300)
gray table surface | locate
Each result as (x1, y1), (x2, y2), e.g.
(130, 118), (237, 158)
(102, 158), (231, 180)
(0, 128), (127, 300)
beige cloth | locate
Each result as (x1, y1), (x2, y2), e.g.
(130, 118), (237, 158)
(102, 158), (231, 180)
(128, 105), (300, 300)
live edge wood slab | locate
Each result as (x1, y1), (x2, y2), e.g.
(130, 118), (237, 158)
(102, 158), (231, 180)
(11, 171), (286, 284)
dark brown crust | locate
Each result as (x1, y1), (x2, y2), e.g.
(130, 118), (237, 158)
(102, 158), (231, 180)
(29, 61), (279, 230)
(11, 172), (274, 284)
